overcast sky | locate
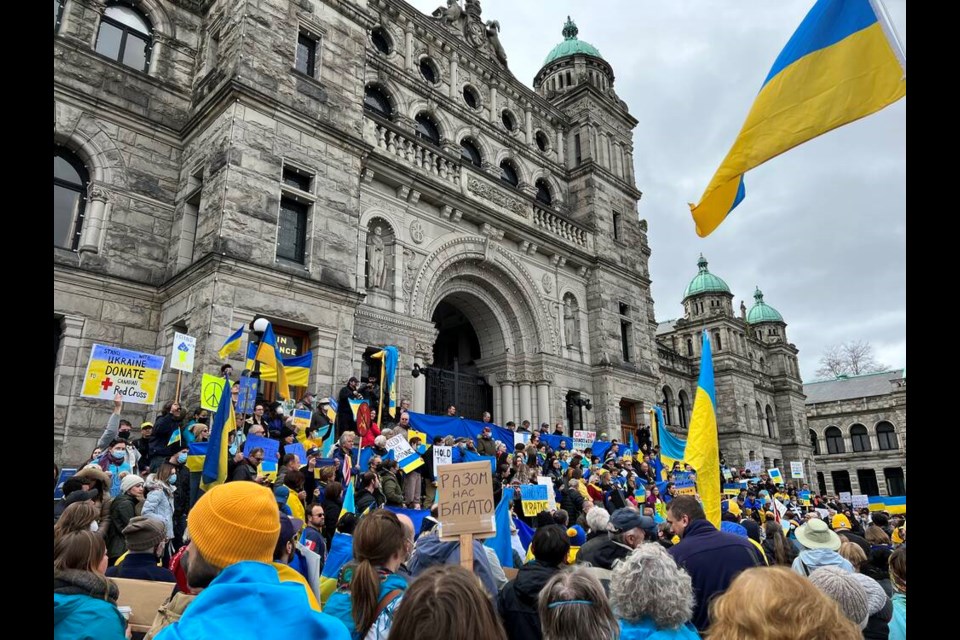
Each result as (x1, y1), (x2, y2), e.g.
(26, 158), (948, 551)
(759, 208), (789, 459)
(406, 0), (906, 382)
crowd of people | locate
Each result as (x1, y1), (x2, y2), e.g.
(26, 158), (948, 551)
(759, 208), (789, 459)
(54, 380), (906, 640)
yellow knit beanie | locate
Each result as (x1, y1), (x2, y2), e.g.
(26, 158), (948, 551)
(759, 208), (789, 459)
(188, 482), (280, 569)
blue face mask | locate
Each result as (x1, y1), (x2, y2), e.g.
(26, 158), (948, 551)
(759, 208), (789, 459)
(111, 450), (125, 461)
(168, 474), (178, 485)
(177, 453), (188, 464)
(229, 443), (238, 456)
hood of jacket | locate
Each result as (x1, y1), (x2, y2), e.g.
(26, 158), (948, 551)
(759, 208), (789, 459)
(513, 560), (560, 605)
(412, 531), (460, 565)
(796, 548), (853, 571)
(54, 569), (119, 603)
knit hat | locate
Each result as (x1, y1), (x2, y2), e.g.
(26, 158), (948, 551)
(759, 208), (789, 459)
(740, 518), (761, 543)
(832, 513), (852, 531)
(850, 572), (889, 615)
(809, 566), (869, 629)
(566, 524), (586, 547)
(188, 481), (281, 569)
(796, 518), (842, 551)
(120, 474), (145, 495)
(122, 516), (166, 552)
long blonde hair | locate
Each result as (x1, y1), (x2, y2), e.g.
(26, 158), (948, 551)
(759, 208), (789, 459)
(707, 567), (861, 640)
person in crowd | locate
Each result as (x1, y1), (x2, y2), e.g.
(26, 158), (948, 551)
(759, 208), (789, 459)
(245, 403), (269, 433)
(333, 432), (358, 485)
(54, 502), (100, 544)
(379, 459), (405, 507)
(791, 518), (852, 576)
(538, 565), (620, 640)
(577, 508), (655, 573)
(838, 541), (892, 640)
(477, 425), (498, 457)
(706, 566), (861, 639)
(156, 481), (348, 638)
(104, 516), (175, 582)
(74, 465), (114, 537)
(359, 408), (382, 448)
(300, 502), (328, 566)
(889, 546), (906, 640)
(337, 377), (362, 437)
(231, 446), (267, 483)
(355, 471), (385, 515)
(498, 525), (571, 640)
(282, 469), (307, 521)
(148, 400), (184, 472)
(323, 481), (344, 548)
(808, 565), (870, 630)
(833, 513), (871, 557)
(142, 462), (177, 546)
(609, 544), (700, 639)
(54, 530), (128, 640)
(171, 446), (192, 549)
(761, 520), (797, 567)
(131, 421), (153, 462)
(105, 474), (145, 565)
(97, 439), (133, 498)
(481, 411), (493, 423)
(274, 514), (311, 584)
(407, 525), (498, 597)
(325, 510), (409, 640)
(666, 496), (763, 631)
(54, 478), (97, 524)
(390, 564), (506, 640)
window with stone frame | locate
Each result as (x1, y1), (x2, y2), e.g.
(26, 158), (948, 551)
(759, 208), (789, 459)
(499, 159), (519, 187)
(415, 113), (442, 146)
(54, 146), (88, 251)
(54, 0), (65, 31)
(276, 164), (315, 266)
(825, 426), (845, 454)
(535, 178), (552, 205)
(850, 424), (871, 452)
(876, 422), (899, 450)
(95, 4), (153, 72)
(364, 85), (393, 119)
(460, 138), (482, 168)
(295, 29), (321, 79)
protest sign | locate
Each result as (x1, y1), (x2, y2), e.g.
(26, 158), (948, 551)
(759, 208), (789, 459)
(259, 460), (278, 482)
(237, 376), (258, 414)
(54, 468), (78, 500)
(170, 332), (196, 373)
(433, 445), (452, 479)
(722, 483), (741, 497)
(437, 461), (496, 539)
(745, 460), (762, 474)
(386, 433), (424, 472)
(200, 374), (226, 411)
(573, 430), (596, 450)
(790, 461), (804, 479)
(81, 344), (165, 405)
(851, 494), (869, 510)
(799, 490), (811, 506)
(537, 476), (558, 510)
(722, 467), (733, 481)
(839, 491), (852, 504)
(514, 431), (530, 447)
(520, 484), (550, 517)
(292, 409), (312, 432)
(768, 468), (784, 485)
(675, 480), (697, 496)
(244, 434), (280, 462)
(815, 508), (830, 519)
(285, 443), (306, 465)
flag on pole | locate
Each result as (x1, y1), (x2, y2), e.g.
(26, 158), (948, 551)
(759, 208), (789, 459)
(218, 325), (245, 359)
(253, 323), (290, 399)
(201, 367), (236, 491)
(369, 346), (399, 421)
(683, 330), (721, 527)
(484, 487), (516, 568)
(244, 344), (312, 387)
(652, 406), (686, 481)
(689, 0), (906, 237)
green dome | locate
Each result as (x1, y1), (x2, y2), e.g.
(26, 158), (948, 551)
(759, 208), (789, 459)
(747, 287), (784, 324)
(683, 255), (731, 299)
(543, 17), (604, 65)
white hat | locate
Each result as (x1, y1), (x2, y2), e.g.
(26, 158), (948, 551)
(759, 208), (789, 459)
(120, 474), (145, 494)
(795, 518), (841, 550)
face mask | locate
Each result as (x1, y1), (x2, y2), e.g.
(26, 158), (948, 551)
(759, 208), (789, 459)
(168, 474), (178, 485)
(117, 431), (130, 440)
(111, 450), (125, 461)
(177, 453), (188, 464)
(89, 521), (99, 532)
(229, 443), (238, 456)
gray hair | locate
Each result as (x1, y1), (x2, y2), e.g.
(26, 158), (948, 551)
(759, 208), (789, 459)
(339, 431), (355, 445)
(609, 544), (695, 629)
(374, 435), (387, 448)
(538, 565), (620, 640)
(585, 506), (610, 534)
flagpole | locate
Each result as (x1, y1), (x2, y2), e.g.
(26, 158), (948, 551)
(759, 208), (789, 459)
(175, 370), (182, 403)
(869, 0), (906, 77)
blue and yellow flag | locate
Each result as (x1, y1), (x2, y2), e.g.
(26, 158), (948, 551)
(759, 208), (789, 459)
(484, 487), (516, 569)
(253, 323), (290, 399)
(167, 427), (183, 448)
(339, 481), (356, 522)
(319, 533), (353, 604)
(186, 442), (208, 473)
(201, 372), (235, 491)
(652, 406), (686, 481)
(218, 325), (245, 359)
(245, 344), (312, 388)
(690, 0), (906, 237)
(683, 330), (721, 527)
(369, 346), (399, 421)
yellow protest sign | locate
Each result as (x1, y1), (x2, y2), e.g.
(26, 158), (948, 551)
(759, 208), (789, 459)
(200, 374), (227, 411)
(81, 344), (165, 405)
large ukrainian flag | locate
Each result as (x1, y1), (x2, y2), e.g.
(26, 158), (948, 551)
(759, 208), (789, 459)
(201, 370), (236, 491)
(253, 323), (291, 399)
(652, 405), (686, 481)
(683, 330), (721, 527)
(690, 0), (906, 237)
(245, 343), (312, 388)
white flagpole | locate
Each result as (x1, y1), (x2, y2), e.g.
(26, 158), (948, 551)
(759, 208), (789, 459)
(868, 0), (906, 78)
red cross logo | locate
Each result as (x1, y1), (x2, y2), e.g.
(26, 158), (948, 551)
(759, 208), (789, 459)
(100, 377), (114, 391)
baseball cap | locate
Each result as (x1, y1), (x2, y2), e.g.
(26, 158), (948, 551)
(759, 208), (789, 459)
(278, 514), (304, 545)
(609, 508), (657, 538)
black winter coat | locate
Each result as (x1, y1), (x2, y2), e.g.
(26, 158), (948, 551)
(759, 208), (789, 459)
(559, 488), (584, 523)
(497, 561), (562, 640)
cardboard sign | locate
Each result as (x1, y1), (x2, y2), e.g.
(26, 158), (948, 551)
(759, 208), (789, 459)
(520, 484), (550, 516)
(790, 461), (804, 479)
(573, 430), (596, 450)
(170, 332), (197, 373)
(433, 445), (452, 479)
(839, 491), (852, 504)
(745, 460), (762, 474)
(81, 344), (165, 405)
(768, 468), (784, 485)
(292, 409), (312, 432)
(851, 494), (869, 509)
(437, 461), (496, 538)
(722, 483), (741, 497)
(386, 433), (416, 460)
(244, 434), (280, 461)
(237, 376), (258, 414)
(537, 476), (558, 510)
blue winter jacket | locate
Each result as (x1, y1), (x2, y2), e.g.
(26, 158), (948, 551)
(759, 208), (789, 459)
(54, 593), (126, 640)
(889, 593), (906, 640)
(325, 568), (408, 640)
(791, 548), (854, 576)
(619, 618), (701, 640)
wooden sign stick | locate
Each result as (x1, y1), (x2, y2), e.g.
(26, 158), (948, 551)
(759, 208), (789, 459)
(459, 533), (474, 571)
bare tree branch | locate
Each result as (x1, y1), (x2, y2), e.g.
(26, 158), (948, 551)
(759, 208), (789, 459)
(816, 340), (888, 378)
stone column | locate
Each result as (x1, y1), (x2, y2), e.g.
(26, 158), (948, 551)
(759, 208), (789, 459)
(413, 356), (426, 413)
(524, 108), (533, 144)
(78, 185), (109, 254)
(489, 86), (498, 124)
(492, 382), (502, 425)
(500, 381), (514, 425)
(537, 382), (550, 428)
(518, 382), (533, 425)
(405, 29), (414, 72)
(555, 129), (564, 165)
(449, 58), (458, 99)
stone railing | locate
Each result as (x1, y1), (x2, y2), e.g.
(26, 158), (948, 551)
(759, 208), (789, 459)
(533, 206), (587, 247)
(372, 121), (461, 186)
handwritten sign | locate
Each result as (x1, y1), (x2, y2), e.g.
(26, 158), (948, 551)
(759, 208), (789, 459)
(237, 376), (258, 414)
(433, 445), (452, 479)
(851, 494), (869, 510)
(675, 480), (697, 496)
(839, 491), (852, 504)
(768, 468), (784, 485)
(519, 484), (550, 516)
(200, 374), (227, 411)
(284, 443), (306, 465)
(437, 461), (496, 538)
(790, 461), (804, 479)
(81, 344), (165, 405)
(573, 430), (596, 450)
(386, 433), (416, 460)
(170, 332), (196, 373)
(799, 490), (811, 506)
(722, 467), (733, 481)
(292, 409), (312, 432)
(244, 434), (280, 462)
(745, 460), (762, 474)
(537, 476), (558, 510)
(514, 431), (530, 447)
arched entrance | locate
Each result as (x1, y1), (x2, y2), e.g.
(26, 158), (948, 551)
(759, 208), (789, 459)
(426, 299), (493, 418)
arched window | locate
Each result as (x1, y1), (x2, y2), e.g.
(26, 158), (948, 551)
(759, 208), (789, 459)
(499, 159), (519, 187)
(825, 426), (845, 454)
(662, 386), (674, 426)
(686, 338), (693, 356)
(678, 390), (689, 428)
(810, 429), (820, 455)
(371, 27), (392, 55)
(713, 330), (722, 351)
(765, 405), (776, 438)
(876, 422), (899, 450)
(54, 146), (89, 250)
(419, 57), (438, 84)
(535, 131), (549, 152)
(535, 178), (552, 205)
(363, 85), (392, 118)
(755, 402), (764, 429)
(415, 112), (441, 146)
(851, 424), (871, 452)
(462, 85), (480, 109)
(460, 138), (482, 168)
(95, 4), (153, 72)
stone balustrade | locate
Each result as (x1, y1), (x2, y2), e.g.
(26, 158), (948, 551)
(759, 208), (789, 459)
(372, 121), (461, 186)
(533, 205), (587, 247)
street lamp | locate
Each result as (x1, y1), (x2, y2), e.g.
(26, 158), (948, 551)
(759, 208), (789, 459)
(573, 396), (592, 429)
(411, 363), (426, 378)
(248, 316), (270, 379)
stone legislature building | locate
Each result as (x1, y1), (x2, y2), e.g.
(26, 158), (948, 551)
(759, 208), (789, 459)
(55, 0), (901, 494)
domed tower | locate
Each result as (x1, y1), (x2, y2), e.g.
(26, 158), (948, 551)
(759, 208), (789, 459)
(534, 17), (615, 98)
(682, 255), (734, 319)
(746, 287), (787, 344)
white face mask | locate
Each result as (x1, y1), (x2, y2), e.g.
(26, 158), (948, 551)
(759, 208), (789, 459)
(89, 520), (99, 533)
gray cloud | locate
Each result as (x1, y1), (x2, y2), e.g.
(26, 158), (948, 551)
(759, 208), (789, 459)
(406, 0), (906, 380)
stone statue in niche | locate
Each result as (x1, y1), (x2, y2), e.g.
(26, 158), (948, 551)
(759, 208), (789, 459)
(564, 296), (580, 348)
(366, 226), (387, 290)
(740, 300), (747, 320)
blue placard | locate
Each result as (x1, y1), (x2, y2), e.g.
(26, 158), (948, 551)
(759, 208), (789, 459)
(237, 376), (258, 414)
(519, 484), (549, 501)
(244, 434), (280, 461)
(54, 468), (78, 500)
(284, 443), (306, 464)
